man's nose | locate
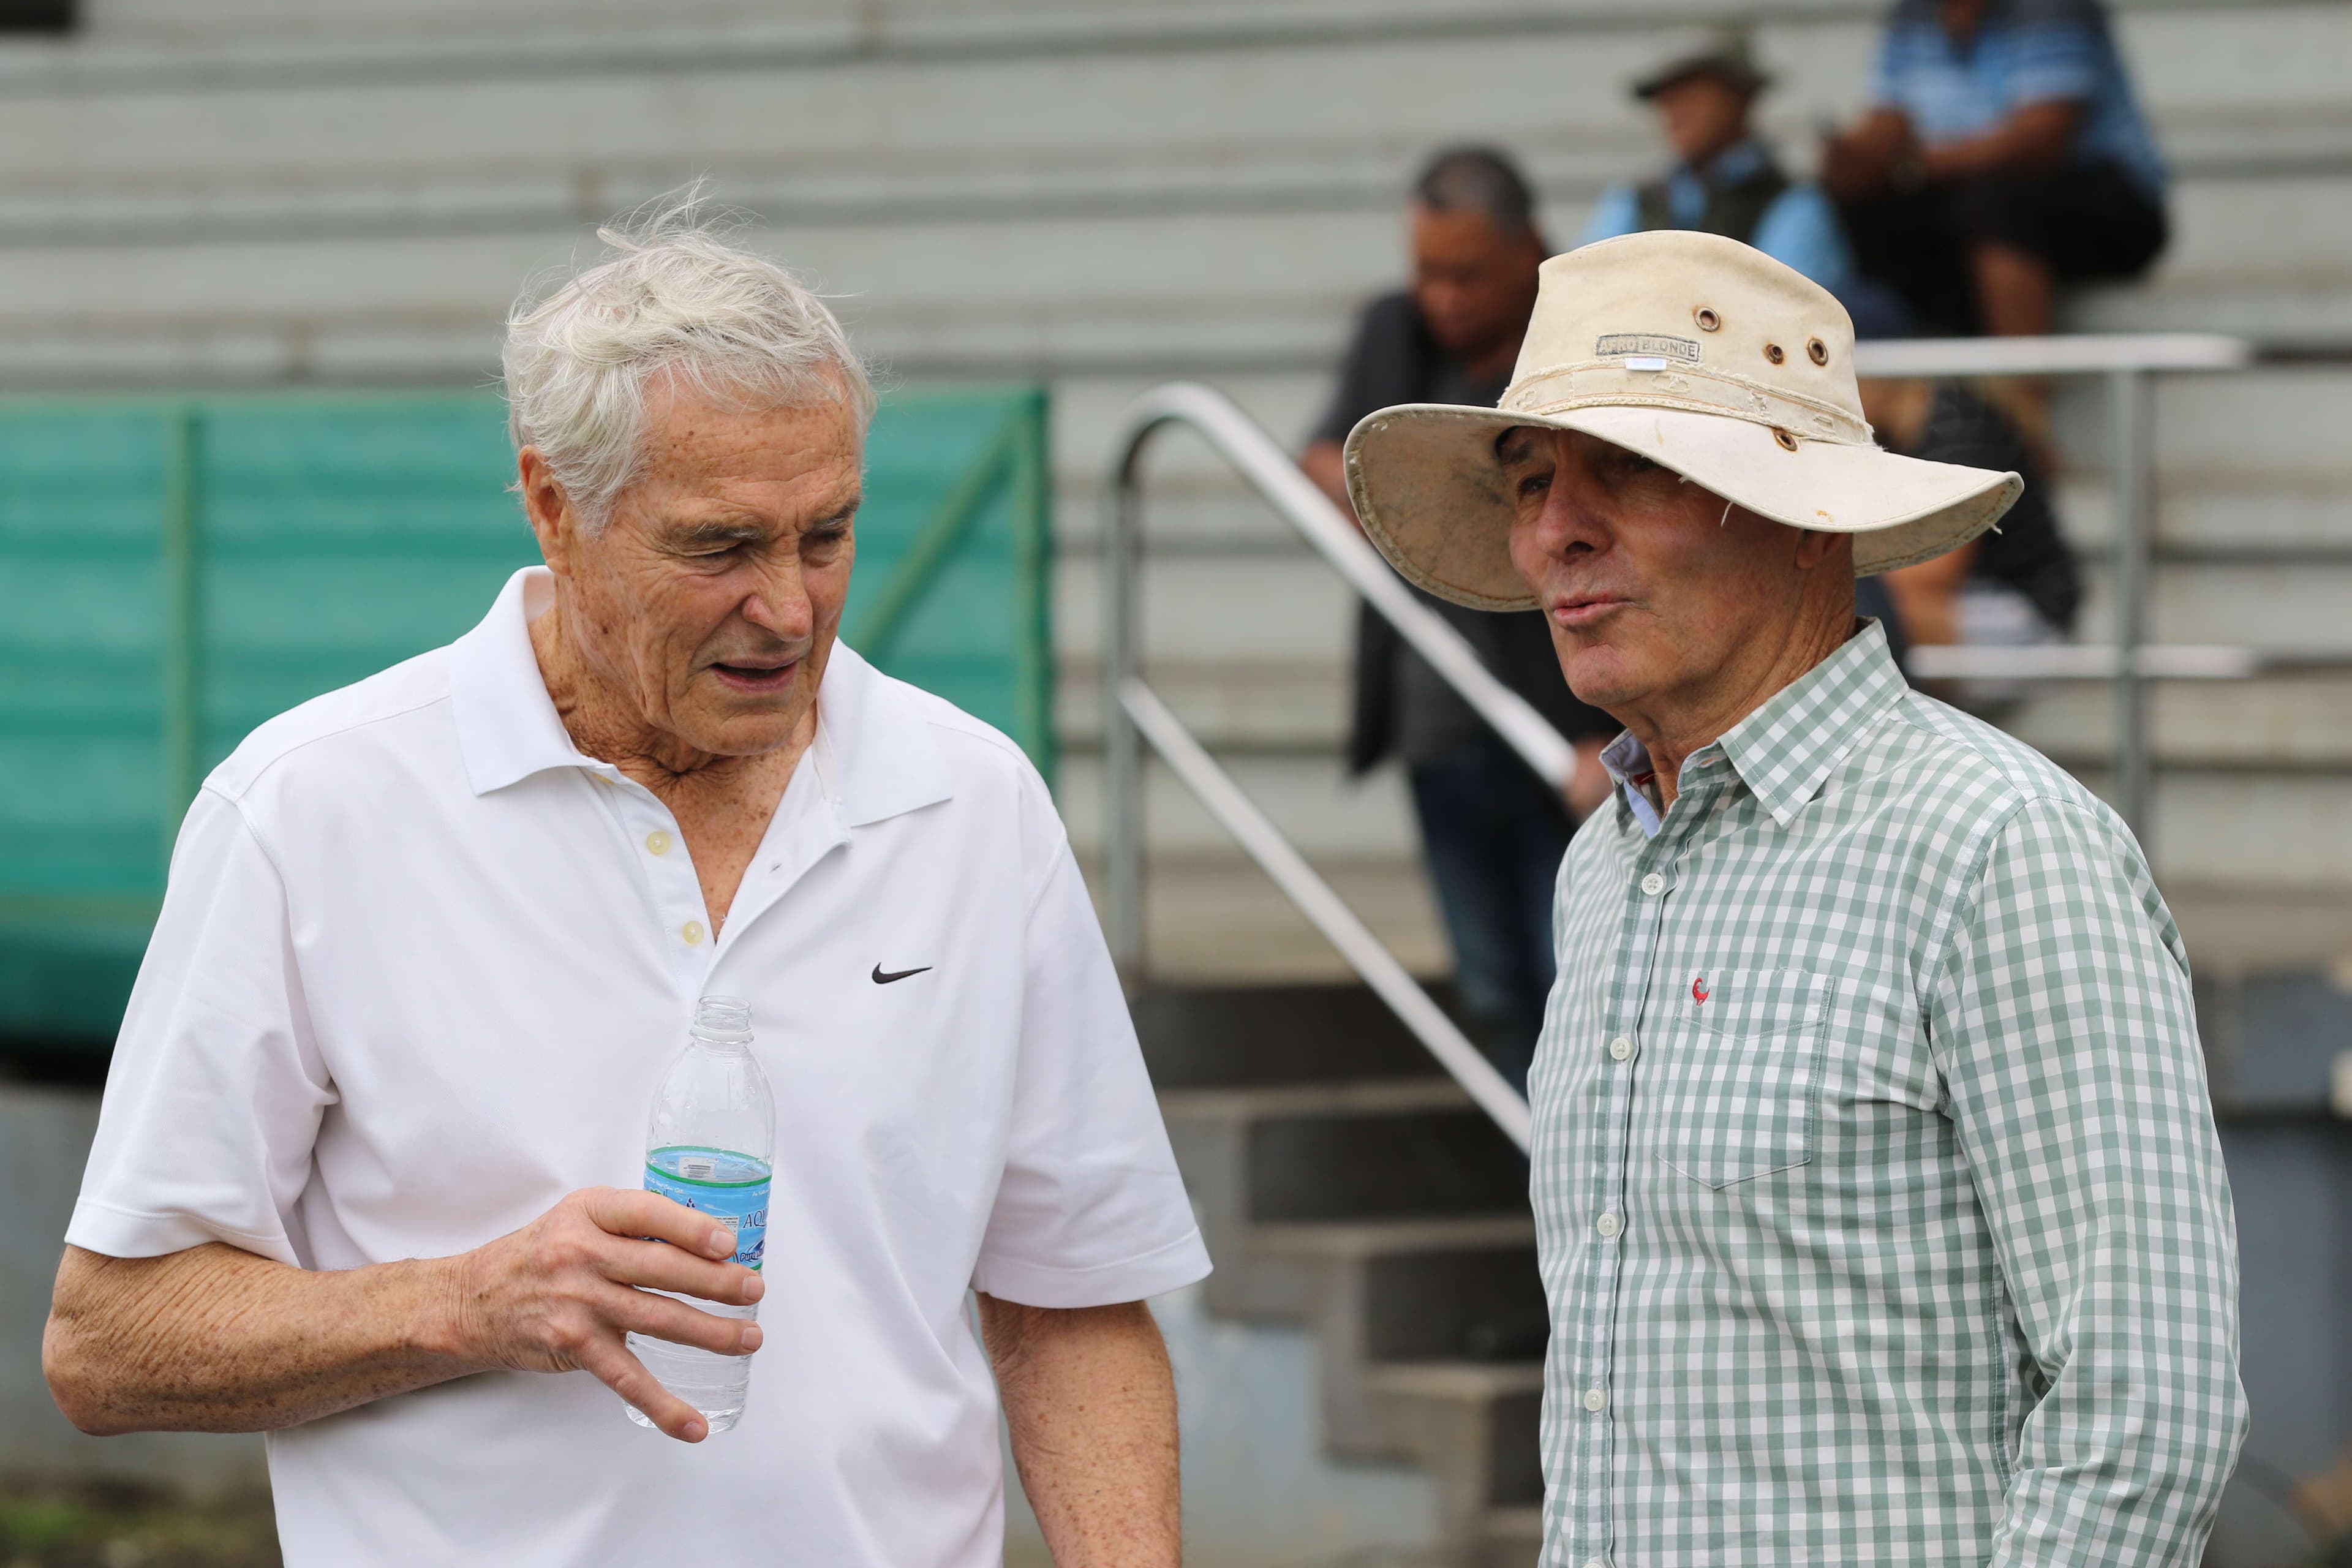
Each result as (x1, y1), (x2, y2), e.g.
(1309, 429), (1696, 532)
(739, 558), (815, 641)
(1534, 462), (1611, 556)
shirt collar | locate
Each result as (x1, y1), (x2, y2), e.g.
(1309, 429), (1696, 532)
(1596, 619), (1907, 837)
(447, 567), (953, 826)
(1600, 729), (1667, 839)
(1717, 618), (1908, 827)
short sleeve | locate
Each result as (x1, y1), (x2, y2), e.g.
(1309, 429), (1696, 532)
(66, 787), (333, 1266)
(1869, 17), (1914, 108)
(1576, 185), (1642, 248)
(1751, 185), (1858, 300)
(970, 842), (1211, 1308)
(2003, 20), (2101, 107)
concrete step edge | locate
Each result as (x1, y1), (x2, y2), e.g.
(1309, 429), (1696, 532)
(1356, 1360), (1547, 1403)
(1481, 1505), (1545, 1542)
(1245, 1215), (1536, 1259)
(1156, 1077), (1472, 1120)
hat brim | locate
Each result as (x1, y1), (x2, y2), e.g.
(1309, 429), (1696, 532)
(1343, 401), (2023, 612)
(1634, 62), (1770, 99)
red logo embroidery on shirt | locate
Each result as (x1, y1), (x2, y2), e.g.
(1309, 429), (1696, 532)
(1692, 976), (1710, 1005)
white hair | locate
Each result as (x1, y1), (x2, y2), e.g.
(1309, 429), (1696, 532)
(502, 193), (876, 530)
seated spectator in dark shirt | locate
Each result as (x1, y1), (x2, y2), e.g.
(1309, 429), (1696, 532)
(1300, 147), (1616, 1093)
(1822, 0), (2167, 339)
(1866, 375), (2082, 703)
(1580, 29), (1865, 313)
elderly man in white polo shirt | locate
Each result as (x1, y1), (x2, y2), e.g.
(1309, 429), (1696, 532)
(42, 209), (1209, 1567)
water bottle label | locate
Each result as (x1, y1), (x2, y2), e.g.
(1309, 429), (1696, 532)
(644, 1147), (771, 1272)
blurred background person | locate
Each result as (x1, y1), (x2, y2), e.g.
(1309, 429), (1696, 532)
(1863, 374), (2081, 706)
(1866, 375), (2080, 652)
(1300, 146), (1615, 1093)
(1577, 29), (1868, 318)
(1822, 0), (2169, 341)
(1574, 28), (1918, 659)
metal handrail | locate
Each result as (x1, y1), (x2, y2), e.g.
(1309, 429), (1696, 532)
(1102, 381), (1556, 1147)
(1907, 645), (2352, 682)
(1113, 383), (1574, 792)
(1850, 332), (2259, 843)
(1850, 332), (2252, 379)
(1121, 679), (1532, 1147)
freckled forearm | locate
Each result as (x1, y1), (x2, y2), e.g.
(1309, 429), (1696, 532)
(981, 1295), (1181, 1568)
(46, 1243), (476, 1435)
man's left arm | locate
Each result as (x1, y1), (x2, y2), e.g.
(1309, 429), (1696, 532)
(973, 788), (1212, 1564)
(1930, 796), (2247, 1565)
(981, 1295), (1180, 1567)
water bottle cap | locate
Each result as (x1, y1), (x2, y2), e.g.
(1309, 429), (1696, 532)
(692, 995), (753, 1044)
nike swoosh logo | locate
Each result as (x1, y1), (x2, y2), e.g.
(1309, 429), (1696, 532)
(872, 964), (932, 985)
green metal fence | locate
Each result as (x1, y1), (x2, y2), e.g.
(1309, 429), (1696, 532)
(0, 385), (1051, 1047)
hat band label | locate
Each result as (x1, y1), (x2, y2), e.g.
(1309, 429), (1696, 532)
(1596, 333), (1700, 363)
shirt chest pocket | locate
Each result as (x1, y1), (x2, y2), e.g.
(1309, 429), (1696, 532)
(1654, 967), (1830, 1190)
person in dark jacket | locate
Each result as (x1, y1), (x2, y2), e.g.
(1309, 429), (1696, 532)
(1302, 147), (1616, 1092)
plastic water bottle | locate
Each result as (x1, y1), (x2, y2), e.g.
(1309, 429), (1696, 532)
(622, 995), (774, 1434)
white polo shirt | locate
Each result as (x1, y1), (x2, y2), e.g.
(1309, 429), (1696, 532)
(69, 567), (1210, 1567)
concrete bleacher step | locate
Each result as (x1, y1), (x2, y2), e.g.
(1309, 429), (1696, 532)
(0, 2), (2347, 383)
(1348, 1361), (1547, 1561)
(1131, 982), (1446, 1087)
(1477, 1506), (1546, 1568)
(1140, 981), (1544, 1565)
(1161, 1078), (1526, 1231)
(9, 0), (2350, 917)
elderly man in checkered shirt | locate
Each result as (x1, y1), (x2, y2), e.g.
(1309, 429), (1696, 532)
(1342, 228), (2245, 1567)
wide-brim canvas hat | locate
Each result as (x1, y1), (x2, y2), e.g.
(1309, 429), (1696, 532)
(1343, 230), (2022, 612)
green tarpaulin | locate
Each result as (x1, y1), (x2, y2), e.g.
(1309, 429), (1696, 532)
(0, 386), (1050, 1047)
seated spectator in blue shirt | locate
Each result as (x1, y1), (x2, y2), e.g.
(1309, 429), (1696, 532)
(1822, 0), (2167, 338)
(1580, 31), (1864, 311)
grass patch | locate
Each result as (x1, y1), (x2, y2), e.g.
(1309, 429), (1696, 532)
(0, 1479), (278, 1568)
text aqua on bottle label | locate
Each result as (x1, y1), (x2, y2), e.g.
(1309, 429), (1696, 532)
(646, 1146), (771, 1272)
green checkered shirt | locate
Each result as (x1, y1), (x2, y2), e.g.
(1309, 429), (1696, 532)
(1533, 622), (2245, 1567)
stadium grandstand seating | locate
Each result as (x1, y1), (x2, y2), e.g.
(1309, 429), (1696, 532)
(0, 4), (2346, 1563)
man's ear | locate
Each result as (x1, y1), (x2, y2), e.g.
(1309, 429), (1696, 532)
(1792, 527), (1850, 571)
(516, 448), (576, 577)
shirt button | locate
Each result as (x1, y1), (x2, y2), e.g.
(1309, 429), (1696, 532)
(1583, 1386), (1608, 1413)
(680, 920), (706, 946)
(1596, 1212), (1622, 1238)
(1640, 872), (1666, 896)
(1608, 1036), (1635, 1061)
(645, 830), (672, 856)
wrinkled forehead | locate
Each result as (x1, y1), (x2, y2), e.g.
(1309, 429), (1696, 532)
(628, 387), (865, 511)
